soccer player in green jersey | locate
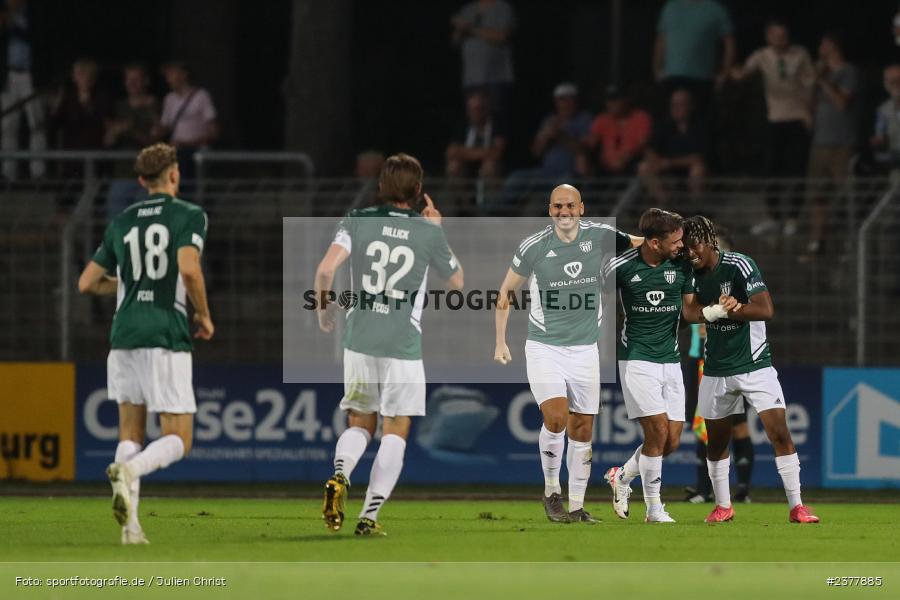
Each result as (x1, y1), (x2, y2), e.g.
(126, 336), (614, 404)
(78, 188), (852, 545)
(78, 143), (213, 544)
(494, 184), (640, 523)
(601, 208), (719, 523)
(315, 153), (463, 536)
(682, 215), (819, 524)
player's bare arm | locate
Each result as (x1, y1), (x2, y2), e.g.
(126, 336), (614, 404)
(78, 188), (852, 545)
(314, 244), (350, 334)
(681, 292), (705, 323)
(177, 246), (214, 340)
(421, 194), (465, 290)
(445, 266), (464, 291)
(77, 261), (118, 296)
(723, 290), (774, 322)
(494, 268), (527, 365)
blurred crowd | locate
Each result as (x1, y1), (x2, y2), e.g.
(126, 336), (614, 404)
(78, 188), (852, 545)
(5, 0), (900, 257)
(439, 0), (900, 258)
(0, 0), (218, 194)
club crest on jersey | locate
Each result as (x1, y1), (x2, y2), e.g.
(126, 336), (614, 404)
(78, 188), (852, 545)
(664, 270), (677, 285)
(720, 282), (732, 296)
(579, 240), (592, 253)
(646, 290), (665, 306)
(564, 261), (582, 278)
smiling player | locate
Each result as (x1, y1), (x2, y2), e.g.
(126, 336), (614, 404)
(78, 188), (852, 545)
(494, 184), (639, 523)
(682, 215), (819, 524)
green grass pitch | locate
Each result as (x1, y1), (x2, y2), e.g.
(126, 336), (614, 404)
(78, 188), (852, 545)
(1, 495), (898, 599)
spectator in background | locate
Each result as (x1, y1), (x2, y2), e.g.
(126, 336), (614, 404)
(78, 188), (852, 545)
(51, 58), (111, 151)
(0, 0), (45, 180)
(586, 85), (652, 176)
(804, 32), (859, 259)
(526, 82), (591, 178)
(871, 65), (900, 166)
(155, 60), (218, 180)
(638, 88), (708, 204)
(104, 63), (159, 219)
(894, 9), (900, 47)
(733, 20), (815, 236)
(497, 82), (591, 214)
(445, 90), (506, 179)
(350, 149), (385, 210)
(451, 0), (515, 118)
(105, 63), (158, 151)
(653, 0), (734, 118)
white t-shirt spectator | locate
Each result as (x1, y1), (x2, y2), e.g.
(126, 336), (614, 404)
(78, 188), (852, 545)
(744, 46), (815, 123)
(160, 87), (217, 146)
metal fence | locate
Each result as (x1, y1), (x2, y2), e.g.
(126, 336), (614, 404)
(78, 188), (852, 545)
(0, 158), (896, 366)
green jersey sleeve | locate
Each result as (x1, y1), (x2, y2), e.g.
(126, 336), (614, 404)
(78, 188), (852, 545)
(333, 214), (353, 252)
(682, 263), (695, 295)
(429, 226), (459, 281)
(739, 255), (767, 297)
(510, 226), (550, 277)
(614, 229), (632, 254)
(176, 209), (209, 254)
(92, 224), (117, 272)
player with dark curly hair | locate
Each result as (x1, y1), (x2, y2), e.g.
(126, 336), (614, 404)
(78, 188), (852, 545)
(682, 215), (819, 524)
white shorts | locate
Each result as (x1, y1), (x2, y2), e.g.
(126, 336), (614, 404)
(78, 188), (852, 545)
(339, 349), (426, 417)
(107, 349), (196, 414)
(699, 366), (785, 420)
(525, 340), (600, 414)
(618, 360), (685, 421)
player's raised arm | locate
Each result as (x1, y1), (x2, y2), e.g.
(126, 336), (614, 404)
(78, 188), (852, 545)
(78, 262), (118, 296)
(422, 193), (464, 291)
(177, 246), (214, 340)
(314, 243), (350, 333)
(494, 268), (527, 365)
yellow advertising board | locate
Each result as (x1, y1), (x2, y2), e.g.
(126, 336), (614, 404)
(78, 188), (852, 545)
(0, 363), (75, 481)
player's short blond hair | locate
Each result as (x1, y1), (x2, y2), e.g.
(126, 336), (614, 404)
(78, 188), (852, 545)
(135, 143), (178, 183)
(378, 153), (423, 205)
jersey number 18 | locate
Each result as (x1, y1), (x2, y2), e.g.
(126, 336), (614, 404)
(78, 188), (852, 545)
(123, 224), (170, 281)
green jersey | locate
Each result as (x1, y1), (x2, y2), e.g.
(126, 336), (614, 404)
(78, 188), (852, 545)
(692, 251), (772, 377)
(334, 204), (459, 360)
(606, 248), (693, 363)
(92, 193), (208, 351)
(511, 221), (631, 347)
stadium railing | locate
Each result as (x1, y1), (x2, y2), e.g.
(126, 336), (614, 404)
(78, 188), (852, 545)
(0, 151), (895, 366)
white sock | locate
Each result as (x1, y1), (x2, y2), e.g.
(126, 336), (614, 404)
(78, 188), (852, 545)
(126, 435), (185, 479)
(775, 453), (802, 508)
(115, 441), (142, 530)
(539, 425), (566, 496)
(707, 458), (732, 508)
(622, 444), (643, 484)
(639, 453), (663, 509)
(566, 439), (592, 512)
(333, 427), (371, 483)
(360, 434), (406, 521)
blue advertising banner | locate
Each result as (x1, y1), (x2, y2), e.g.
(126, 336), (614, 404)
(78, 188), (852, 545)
(76, 365), (821, 487)
(822, 368), (900, 489)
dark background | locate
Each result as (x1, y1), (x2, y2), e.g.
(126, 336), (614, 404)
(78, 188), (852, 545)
(25, 0), (900, 174)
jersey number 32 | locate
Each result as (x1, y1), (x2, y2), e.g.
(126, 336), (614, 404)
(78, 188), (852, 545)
(361, 240), (413, 299)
